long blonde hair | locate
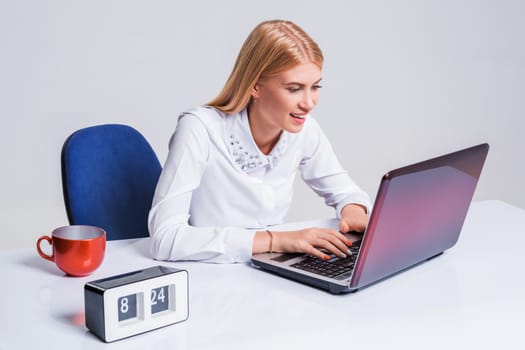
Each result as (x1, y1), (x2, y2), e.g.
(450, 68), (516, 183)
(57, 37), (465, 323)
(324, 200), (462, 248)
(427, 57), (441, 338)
(207, 20), (323, 114)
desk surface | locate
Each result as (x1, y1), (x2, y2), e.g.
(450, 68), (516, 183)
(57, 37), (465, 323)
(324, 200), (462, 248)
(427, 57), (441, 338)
(1, 200), (524, 350)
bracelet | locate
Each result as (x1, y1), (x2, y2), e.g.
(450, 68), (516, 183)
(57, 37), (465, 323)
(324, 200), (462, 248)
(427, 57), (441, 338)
(265, 229), (274, 253)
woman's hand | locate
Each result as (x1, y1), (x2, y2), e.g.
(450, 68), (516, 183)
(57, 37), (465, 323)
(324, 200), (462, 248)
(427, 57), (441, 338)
(274, 227), (353, 260)
(252, 227), (353, 260)
(339, 204), (369, 233)
(251, 204), (368, 260)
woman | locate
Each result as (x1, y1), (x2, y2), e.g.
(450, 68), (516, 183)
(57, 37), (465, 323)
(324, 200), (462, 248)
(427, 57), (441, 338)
(148, 20), (370, 263)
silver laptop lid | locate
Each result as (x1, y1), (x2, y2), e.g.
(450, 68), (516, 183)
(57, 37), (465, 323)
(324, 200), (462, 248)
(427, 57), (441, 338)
(350, 143), (489, 289)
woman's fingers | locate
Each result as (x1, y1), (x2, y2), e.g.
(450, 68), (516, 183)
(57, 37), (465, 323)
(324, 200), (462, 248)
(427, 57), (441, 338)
(302, 244), (331, 260)
(276, 227), (353, 259)
(302, 228), (351, 258)
(339, 219), (350, 233)
(339, 204), (369, 233)
(312, 239), (346, 258)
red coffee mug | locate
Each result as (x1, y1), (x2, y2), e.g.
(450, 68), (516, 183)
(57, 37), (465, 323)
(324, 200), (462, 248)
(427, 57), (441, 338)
(36, 225), (106, 276)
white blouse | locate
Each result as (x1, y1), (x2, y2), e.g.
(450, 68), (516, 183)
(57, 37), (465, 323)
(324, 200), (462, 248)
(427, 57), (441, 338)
(148, 106), (371, 263)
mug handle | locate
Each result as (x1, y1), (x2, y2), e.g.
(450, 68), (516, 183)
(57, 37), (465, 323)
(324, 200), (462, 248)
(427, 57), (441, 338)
(36, 235), (54, 262)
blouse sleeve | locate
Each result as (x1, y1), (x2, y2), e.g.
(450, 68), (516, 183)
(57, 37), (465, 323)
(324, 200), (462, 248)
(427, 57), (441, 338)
(299, 121), (371, 217)
(148, 114), (256, 263)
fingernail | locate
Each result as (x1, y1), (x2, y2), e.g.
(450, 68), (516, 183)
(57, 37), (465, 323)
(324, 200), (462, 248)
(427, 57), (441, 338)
(347, 249), (352, 255)
(323, 255), (330, 260)
(346, 240), (353, 246)
(340, 253), (347, 258)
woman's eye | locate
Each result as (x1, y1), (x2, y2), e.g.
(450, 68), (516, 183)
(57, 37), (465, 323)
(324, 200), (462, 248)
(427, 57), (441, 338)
(313, 84), (323, 90)
(287, 87), (301, 93)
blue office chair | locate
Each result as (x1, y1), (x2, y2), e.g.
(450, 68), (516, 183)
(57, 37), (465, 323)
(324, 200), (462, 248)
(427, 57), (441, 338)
(61, 124), (162, 240)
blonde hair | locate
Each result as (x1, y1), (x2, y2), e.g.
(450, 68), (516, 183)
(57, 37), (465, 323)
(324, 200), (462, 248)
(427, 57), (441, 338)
(207, 20), (323, 114)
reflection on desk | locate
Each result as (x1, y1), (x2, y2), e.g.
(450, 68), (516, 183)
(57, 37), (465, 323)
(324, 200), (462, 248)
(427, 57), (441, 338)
(1, 200), (524, 350)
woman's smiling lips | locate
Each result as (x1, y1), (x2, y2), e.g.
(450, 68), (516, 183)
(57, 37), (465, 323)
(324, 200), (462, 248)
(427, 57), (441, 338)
(290, 112), (306, 119)
(290, 112), (307, 124)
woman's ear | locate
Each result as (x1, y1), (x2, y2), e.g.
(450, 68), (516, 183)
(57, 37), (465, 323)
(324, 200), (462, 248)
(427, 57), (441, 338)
(251, 84), (260, 99)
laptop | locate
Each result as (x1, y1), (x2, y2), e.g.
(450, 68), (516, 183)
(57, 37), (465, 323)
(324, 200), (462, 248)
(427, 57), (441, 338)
(251, 143), (489, 294)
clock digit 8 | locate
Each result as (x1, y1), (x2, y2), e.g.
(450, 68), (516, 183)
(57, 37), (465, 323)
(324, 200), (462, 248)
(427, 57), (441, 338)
(84, 265), (189, 342)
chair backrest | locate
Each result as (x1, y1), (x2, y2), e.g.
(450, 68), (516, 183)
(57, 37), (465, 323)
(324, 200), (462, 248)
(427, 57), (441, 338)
(61, 124), (162, 240)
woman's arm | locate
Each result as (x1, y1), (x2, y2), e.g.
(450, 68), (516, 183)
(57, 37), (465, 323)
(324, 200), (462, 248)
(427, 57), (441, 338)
(148, 115), (256, 263)
(300, 120), (370, 217)
(278, 119), (371, 257)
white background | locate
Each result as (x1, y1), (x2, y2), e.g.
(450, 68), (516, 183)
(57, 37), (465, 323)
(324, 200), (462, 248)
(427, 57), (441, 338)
(1, 0), (523, 249)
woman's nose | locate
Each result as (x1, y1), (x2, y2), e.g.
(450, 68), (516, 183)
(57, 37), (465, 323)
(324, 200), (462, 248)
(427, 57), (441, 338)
(299, 91), (317, 111)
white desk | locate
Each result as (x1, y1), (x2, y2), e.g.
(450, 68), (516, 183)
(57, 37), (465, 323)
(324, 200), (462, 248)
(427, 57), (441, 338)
(1, 200), (524, 349)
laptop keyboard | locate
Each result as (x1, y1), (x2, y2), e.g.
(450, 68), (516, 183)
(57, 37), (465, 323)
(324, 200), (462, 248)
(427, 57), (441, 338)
(290, 243), (361, 280)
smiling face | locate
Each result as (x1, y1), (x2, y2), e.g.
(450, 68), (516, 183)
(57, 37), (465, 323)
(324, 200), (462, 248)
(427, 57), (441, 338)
(248, 62), (322, 152)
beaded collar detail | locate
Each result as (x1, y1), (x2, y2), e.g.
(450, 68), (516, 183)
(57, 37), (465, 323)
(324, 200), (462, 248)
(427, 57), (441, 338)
(226, 110), (288, 173)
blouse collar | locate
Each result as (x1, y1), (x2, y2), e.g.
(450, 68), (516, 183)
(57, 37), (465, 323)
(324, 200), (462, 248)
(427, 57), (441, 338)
(226, 109), (288, 173)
